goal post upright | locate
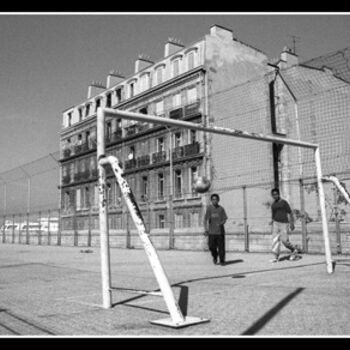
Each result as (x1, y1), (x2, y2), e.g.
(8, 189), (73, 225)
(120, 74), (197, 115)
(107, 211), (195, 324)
(97, 108), (112, 309)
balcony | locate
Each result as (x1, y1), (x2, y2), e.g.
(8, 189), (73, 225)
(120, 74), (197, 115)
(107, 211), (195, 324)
(169, 107), (183, 120)
(74, 143), (90, 155)
(172, 142), (200, 160)
(124, 159), (137, 170)
(184, 101), (200, 117)
(73, 170), (90, 182)
(106, 130), (122, 145)
(152, 151), (167, 164)
(137, 122), (150, 133)
(137, 155), (150, 167)
(125, 125), (137, 137)
(183, 142), (200, 156)
(63, 148), (72, 158)
(62, 175), (71, 185)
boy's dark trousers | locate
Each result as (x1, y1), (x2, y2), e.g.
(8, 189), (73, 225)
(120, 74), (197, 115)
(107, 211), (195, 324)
(208, 234), (225, 263)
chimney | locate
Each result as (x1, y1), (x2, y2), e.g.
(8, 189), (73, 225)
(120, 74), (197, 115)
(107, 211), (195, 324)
(106, 70), (125, 89)
(164, 37), (184, 57)
(209, 24), (233, 41)
(135, 54), (154, 73)
(278, 46), (299, 69)
(87, 81), (106, 99)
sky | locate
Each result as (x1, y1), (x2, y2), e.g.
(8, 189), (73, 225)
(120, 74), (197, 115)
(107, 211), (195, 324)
(1, 13), (350, 174)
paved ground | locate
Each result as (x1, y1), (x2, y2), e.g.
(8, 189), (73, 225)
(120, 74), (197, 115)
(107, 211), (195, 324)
(0, 243), (349, 337)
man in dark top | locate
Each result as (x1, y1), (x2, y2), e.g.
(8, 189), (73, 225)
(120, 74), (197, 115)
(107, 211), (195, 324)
(204, 194), (228, 265)
(270, 188), (299, 262)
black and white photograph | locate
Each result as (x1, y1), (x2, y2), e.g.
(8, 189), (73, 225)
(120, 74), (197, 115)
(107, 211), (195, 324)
(0, 11), (350, 338)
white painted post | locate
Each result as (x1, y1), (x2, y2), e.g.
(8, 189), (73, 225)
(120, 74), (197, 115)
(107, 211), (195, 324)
(101, 155), (208, 327)
(104, 155), (184, 324)
(97, 108), (112, 308)
(314, 147), (333, 274)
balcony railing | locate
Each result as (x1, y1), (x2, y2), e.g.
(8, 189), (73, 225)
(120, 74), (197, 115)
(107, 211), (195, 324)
(183, 142), (200, 156)
(152, 151), (167, 164)
(125, 125), (137, 136)
(184, 101), (200, 117)
(106, 130), (122, 145)
(62, 175), (71, 185)
(63, 148), (72, 158)
(169, 107), (183, 120)
(137, 154), (150, 167)
(74, 143), (89, 155)
(172, 142), (200, 160)
(124, 159), (137, 170)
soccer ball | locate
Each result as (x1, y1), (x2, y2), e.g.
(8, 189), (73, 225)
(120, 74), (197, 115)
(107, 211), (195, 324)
(193, 176), (211, 194)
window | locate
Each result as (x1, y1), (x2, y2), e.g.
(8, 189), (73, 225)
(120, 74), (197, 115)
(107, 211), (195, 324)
(94, 184), (99, 206)
(156, 66), (164, 85)
(84, 186), (90, 208)
(187, 51), (195, 70)
(106, 93), (112, 108)
(155, 100), (164, 116)
(175, 169), (182, 198)
(175, 213), (184, 229)
(78, 108), (83, 121)
(172, 59), (180, 77)
(85, 131), (90, 145)
(95, 98), (101, 112)
(139, 107), (148, 114)
(142, 176), (149, 199)
(173, 93), (181, 108)
(85, 103), (90, 117)
(76, 188), (81, 211)
(158, 214), (165, 229)
(190, 166), (198, 194)
(77, 134), (83, 145)
(115, 88), (122, 103)
(187, 87), (197, 104)
(129, 82), (135, 98)
(106, 121), (112, 140)
(68, 112), (72, 127)
(140, 73), (150, 92)
(174, 132), (182, 148)
(63, 191), (70, 210)
(157, 137), (164, 152)
(158, 173), (164, 199)
(190, 212), (200, 227)
(128, 146), (135, 160)
(190, 130), (197, 144)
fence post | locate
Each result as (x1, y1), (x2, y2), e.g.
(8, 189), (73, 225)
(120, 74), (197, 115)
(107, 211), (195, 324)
(299, 179), (308, 253)
(2, 215), (5, 243)
(57, 209), (62, 246)
(333, 185), (342, 254)
(88, 206), (92, 247)
(18, 214), (22, 243)
(26, 212), (30, 245)
(12, 214), (15, 244)
(126, 211), (131, 248)
(38, 211), (42, 245)
(48, 209), (51, 246)
(242, 186), (249, 252)
(73, 206), (78, 247)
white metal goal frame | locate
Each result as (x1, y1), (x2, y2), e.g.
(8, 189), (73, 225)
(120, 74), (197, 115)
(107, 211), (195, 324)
(96, 107), (334, 328)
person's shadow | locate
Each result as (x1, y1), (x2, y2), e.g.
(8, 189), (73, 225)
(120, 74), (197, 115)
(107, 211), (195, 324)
(220, 259), (244, 266)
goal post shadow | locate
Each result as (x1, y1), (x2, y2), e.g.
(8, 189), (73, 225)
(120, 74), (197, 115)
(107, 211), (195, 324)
(96, 107), (334, 328)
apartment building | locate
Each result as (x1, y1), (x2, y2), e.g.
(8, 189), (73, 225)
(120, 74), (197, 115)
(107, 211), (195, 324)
(58, 24), (272, 248)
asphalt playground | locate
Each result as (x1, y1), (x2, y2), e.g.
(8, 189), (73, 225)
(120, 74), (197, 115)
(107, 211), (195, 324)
(0, 243), (349, 337)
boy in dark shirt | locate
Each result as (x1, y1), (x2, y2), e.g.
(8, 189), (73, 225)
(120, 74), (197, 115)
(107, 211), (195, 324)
(204, 194), (228, 265)
(270, 188), (299, 262)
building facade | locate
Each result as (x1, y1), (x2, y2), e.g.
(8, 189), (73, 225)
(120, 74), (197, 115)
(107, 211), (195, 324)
(59, 24), (269, 248)
(59, 24), (350, 253)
